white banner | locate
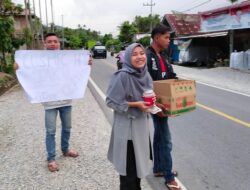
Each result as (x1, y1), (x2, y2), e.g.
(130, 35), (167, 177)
(201, 12), (250, 32)
(15, 50), (91, 103)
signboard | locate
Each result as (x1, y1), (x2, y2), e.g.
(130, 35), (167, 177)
(201, 11), (250, 32)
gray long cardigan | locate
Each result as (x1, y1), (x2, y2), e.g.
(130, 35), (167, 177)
(106, 43), (153, 178)
(106, 100), (152, 178)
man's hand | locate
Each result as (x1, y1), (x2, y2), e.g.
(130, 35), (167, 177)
(155, 102), (166, 110)
(88, 55), (93, 65)
(155, 102), (169, 117)
(13, 63), (19, 70)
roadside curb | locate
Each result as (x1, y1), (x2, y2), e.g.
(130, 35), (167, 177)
(0, 78), (17, 96)
(88, 78), (113, 124)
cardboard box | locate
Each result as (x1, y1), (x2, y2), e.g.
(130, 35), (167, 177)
(153, 79), (196, 116)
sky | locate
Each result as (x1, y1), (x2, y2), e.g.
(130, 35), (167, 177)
(12, 0), (247, 36)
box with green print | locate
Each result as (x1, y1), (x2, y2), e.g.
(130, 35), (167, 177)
(153, 79), (196, 116)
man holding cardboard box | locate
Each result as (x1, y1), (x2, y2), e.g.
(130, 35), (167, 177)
(146, 24), (181, 190)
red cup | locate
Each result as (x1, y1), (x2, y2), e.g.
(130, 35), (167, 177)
(143, 90), (155, 107)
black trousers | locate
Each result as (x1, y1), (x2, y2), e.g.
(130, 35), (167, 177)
(120, 140), (141, 190)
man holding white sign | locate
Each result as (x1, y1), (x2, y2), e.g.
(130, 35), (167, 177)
(14, 33), (92, 172)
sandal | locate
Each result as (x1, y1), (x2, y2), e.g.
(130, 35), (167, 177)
(63, 149), (79, 157)
(154, 171), (178, 177)
(165, 180), (182, 190)
(154, 172), (164, 177)
(48, 160), (59, 172)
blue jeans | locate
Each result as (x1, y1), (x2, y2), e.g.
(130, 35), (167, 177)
(152, 114), (174, 183)
(45, 106), (72, 161)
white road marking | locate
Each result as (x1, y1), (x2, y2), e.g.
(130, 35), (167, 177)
(89, 77), (106, 101)
(178, 75), (250, 98)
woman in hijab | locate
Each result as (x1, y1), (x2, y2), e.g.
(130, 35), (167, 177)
(106, 43), (153, 190)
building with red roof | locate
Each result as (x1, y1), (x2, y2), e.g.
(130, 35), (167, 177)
(162, 1), (250, 66)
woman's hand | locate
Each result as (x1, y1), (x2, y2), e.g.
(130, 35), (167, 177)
(152, 96), (156, 104)
(128, 101), (150, 113)
(137, 101), (150, 112)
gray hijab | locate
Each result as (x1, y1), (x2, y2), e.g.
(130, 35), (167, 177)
(106, 43), (153, 117)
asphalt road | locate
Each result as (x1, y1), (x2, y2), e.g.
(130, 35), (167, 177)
(90, 56), (250, 190)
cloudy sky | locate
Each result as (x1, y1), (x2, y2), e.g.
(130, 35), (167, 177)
(12, 0), (246, 36)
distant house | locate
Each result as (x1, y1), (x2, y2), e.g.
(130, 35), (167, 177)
(161, 1), (250, 67)
(200, 0), (250, 52)
(162, 13), (201, 37)
(13, 12), (30, 38)
(14, 10), (44, 49)
(162, 13), (229, 66)
(162, 13), (228, 39)
(3, 9), (34, 37)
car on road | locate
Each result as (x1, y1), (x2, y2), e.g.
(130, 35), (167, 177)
(92, 45), (107, 59)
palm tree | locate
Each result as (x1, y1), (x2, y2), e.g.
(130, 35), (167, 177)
(24, 0), (31, 31)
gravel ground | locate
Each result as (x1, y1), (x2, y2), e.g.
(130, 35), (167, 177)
(0, 85), (153, 190)
(173, 65), (250, 95)
(0, 85), (120, 190)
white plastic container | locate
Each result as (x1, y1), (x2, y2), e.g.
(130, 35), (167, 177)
(234, 51), (244, 70)
(230, 52), (237, 69)
(245, 50), (250, 70)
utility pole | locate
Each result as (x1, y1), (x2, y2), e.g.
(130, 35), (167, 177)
(143, 0), (155, 33)
(45, 0), (48, 27)
(50, 0), (54, 32)
(61, 15), (64, 49)
(24, 0), (34, 49)
(38, 0), (44, 42)
(28, 0), (34, 48)
(32, 0), (36, 16)
(27, 0), (32, 26)
(32, 0), (38, 48)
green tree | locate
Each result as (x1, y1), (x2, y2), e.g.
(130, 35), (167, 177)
(69, 35), (82, 49)
(118, 21), (138, 43)
(31, 17), (43, 48)
(137, 36), (151, 47)
(58, 25), (101, 49)
(102, 33), (113, 46)
(105, 39), (121, 52)
(0, 16), (14, 66)
(23, 27), (33, 49)
(133, 15), (160, 33)
(87, 40), (96, 50)
(0, 0), (23, 15)
(0, 0), (24, 72)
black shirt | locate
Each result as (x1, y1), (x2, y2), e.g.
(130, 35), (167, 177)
(146, 46), (177, 81)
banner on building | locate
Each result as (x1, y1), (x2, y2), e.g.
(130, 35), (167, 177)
(201, 11), (250, 32)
